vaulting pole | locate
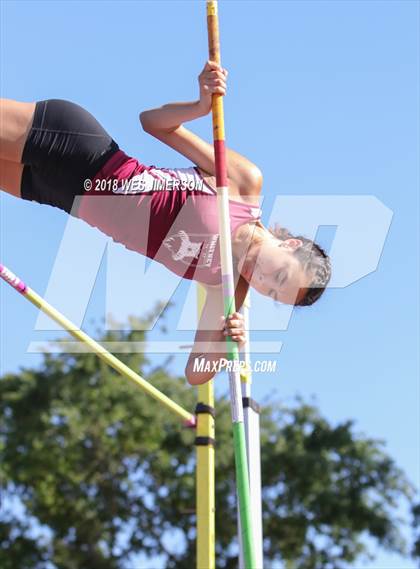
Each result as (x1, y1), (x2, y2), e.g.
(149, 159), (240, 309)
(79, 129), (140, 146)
(238, 291), (264, 568)
(195, 284), (215, 569)
(206, 2), (256, 567)
(0, 263), (195, 425)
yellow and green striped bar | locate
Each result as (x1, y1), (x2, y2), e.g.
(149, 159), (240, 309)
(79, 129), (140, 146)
(0, 263), (195, 426)
(195, 284), (215, 569)
(206, 2), (256, 567)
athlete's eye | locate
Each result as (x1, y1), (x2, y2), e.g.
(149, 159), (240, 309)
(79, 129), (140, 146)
(277, 271), (287, 287)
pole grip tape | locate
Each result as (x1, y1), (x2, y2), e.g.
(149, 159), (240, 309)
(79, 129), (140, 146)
(195, 403), (215, 418)
(242, 397), (261, 415)
(195, 436), (216, 447)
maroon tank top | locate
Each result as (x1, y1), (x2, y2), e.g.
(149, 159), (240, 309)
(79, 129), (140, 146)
(77, 150), (262, 285)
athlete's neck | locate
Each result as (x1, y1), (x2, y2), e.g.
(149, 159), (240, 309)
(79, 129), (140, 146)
(232, 220), (266, 269)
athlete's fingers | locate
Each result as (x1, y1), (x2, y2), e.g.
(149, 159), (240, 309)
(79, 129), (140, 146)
(205, 60), (222, 70)
(230, 333), (246, 345)
(204, 80), (226, 91)
(201, 64), (226, 79)
(221, 312), (244, 327)
(210, 77), (226, 86)
(202, 76), (226, 89)
(225, 320), (241, 331)
(208, 69), (227, 80)
(226, 312), (243, 324)
(224, 315), (244, 333)
(227, 311), (241, 319)
(199, 71), (227, 96)
(203, 61), (228, 78)
(205, 85), (226, 95)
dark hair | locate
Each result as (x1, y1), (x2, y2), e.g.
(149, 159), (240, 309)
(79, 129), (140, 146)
(268, 223), (332, 306)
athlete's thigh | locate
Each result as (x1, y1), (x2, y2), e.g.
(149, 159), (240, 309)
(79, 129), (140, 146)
(0, 159), (24, 198)
(0, 99), (36, 163)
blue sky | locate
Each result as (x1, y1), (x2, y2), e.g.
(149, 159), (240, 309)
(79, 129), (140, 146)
(0, 1), (418, 567)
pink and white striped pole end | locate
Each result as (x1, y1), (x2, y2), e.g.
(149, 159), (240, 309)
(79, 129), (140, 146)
(0, 264), (27, 294)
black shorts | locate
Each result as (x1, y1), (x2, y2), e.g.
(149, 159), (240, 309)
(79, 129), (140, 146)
(21, 99), (119, 214)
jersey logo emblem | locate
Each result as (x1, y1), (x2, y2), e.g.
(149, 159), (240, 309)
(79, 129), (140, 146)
(163, 230), (202, 262)
(163, 230), (219, 268)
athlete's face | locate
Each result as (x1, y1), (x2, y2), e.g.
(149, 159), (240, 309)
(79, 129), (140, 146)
(239, 238), (312, 305)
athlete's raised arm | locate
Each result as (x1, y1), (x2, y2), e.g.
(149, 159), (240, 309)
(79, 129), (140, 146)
(139, 61), (263, 197)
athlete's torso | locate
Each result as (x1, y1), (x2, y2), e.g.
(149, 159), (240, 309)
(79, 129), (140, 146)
(76, 150), (262, 285)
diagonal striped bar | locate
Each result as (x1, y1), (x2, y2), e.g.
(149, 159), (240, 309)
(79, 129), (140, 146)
(206, 2), (256, 567)
(196, 284), (215, 569)
(0, 263), (195, 426)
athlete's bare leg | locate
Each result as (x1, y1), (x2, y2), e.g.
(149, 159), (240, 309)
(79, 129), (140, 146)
(0, 99), (36, 163)
(0, 159), (24, 198)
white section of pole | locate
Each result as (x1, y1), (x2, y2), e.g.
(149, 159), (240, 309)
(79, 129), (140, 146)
(240, 405), (264, 569)
(238, 293), (264, 568)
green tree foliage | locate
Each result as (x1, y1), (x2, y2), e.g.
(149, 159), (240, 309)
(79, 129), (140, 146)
(411, 502), (420, 561)
(0, 319), (416, 568)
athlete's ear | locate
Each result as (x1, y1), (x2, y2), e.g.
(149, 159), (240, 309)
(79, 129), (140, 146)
(282, 238), (303, 251)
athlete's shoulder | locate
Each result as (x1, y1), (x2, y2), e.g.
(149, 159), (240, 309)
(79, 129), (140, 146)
(195, 166), (260, 205)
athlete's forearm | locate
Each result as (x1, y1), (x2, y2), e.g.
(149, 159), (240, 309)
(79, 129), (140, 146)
(140, 60), (226, 134)
(185, 344), (227, 385)
(185, 312), (246, 385)
(139, 100), (207, 133)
